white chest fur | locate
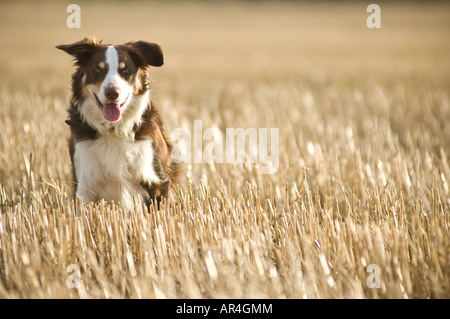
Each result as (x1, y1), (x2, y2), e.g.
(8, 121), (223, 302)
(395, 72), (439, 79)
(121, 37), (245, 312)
(74, 134), (159, 211)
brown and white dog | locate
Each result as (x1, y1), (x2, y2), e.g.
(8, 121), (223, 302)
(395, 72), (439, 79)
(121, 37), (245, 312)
(57, 37), (177, 212)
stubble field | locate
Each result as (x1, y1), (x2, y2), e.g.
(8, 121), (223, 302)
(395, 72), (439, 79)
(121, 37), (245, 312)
(0, 1), (449, 298)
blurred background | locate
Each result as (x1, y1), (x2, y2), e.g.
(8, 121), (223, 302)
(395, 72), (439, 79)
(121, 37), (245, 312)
(1, 1), (449, 87)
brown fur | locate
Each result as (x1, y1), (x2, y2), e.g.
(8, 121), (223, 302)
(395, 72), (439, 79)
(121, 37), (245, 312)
(58, 37), (178, 208)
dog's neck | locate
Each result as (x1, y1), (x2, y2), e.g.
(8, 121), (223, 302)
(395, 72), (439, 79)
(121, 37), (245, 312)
(65, 119), (97, 134)
(65, 119), (141, 135)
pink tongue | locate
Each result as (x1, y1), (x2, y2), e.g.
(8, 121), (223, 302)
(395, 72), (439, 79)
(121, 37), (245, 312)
(103, 103), (121, 122)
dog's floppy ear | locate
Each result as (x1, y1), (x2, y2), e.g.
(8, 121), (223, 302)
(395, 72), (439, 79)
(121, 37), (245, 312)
(56, 37), (102, 64)
(126, 41), (164, 67)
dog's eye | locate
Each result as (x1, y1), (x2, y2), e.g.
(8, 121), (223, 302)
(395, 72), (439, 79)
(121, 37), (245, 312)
(92, 66), (101, 73)
(122, 66), (131, 74)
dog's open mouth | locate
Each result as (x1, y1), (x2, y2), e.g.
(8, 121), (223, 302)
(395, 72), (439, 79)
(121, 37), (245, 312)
(94, 93), (129, 122)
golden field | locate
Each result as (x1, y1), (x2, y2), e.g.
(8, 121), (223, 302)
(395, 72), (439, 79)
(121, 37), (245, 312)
(0, 1), (449, 298)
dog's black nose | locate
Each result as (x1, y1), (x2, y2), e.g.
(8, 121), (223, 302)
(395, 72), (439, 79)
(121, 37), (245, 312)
(105, 87), (119, 101)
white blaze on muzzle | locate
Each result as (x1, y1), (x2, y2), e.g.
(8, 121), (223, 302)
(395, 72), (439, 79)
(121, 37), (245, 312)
(96, 46), (132, 122)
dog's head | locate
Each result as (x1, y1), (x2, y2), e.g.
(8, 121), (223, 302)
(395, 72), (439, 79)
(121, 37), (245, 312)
(57, 37), (163, 123)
